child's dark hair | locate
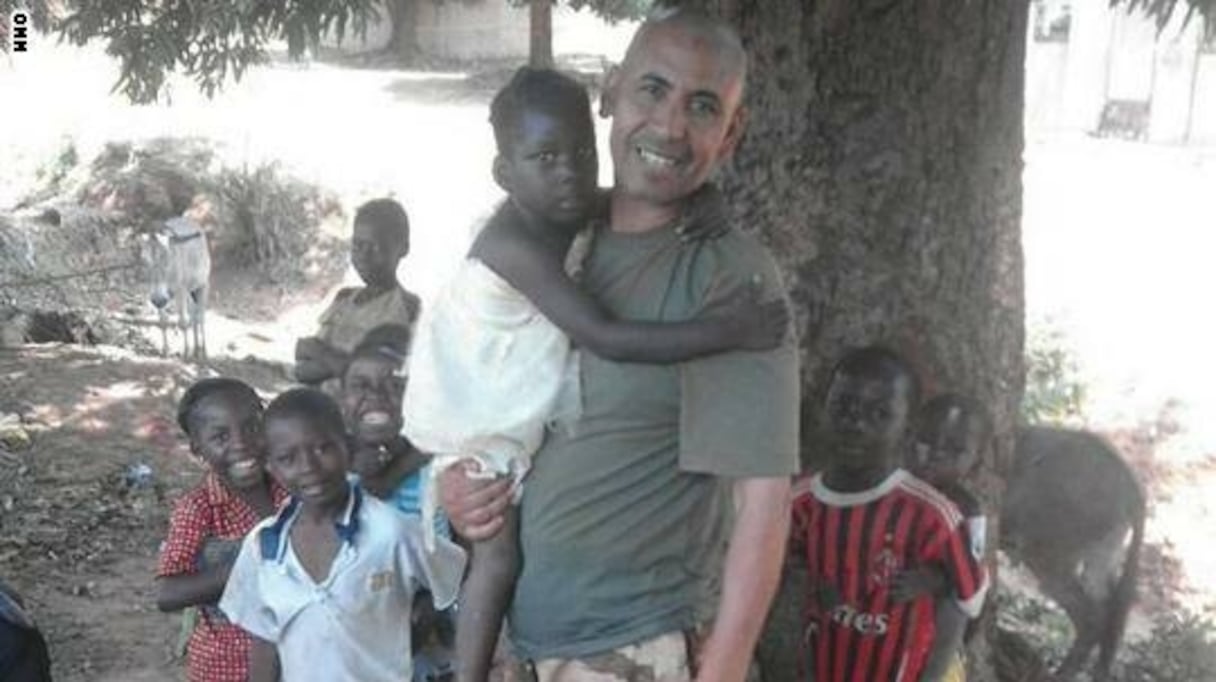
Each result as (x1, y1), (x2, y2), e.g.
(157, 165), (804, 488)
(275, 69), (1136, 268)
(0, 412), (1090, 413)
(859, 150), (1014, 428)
(830, 346), (922, 409)
(264, 387), (347, 439)
(345, 324), (412, 375)
(920, 393), (994, 444)
(354, 198), (410, 247)
(177, 378), (262, 435)
(489, 67), (592, 155)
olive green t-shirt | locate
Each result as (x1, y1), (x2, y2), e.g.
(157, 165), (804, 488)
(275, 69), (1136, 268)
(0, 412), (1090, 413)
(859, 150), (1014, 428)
(510, 224), (801, 660)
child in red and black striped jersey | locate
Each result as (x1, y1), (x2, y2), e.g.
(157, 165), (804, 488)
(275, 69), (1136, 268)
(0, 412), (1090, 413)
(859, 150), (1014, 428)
(790, 348), (987, 682)
(893, 394), (994, 682)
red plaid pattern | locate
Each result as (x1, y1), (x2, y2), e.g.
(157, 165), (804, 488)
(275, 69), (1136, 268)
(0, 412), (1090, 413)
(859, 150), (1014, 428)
(158, 473), (288, 682)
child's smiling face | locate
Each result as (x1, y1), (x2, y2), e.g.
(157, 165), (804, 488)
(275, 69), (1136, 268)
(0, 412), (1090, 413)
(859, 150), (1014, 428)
(264, 415), (350, 509)
(341, 354), (405, 443)
(189, 390), (267, 490)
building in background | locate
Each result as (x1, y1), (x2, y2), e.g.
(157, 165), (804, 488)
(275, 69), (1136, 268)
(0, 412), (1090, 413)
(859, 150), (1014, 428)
(1025, 0), (1216, 144)
(323, 1), (637, 63)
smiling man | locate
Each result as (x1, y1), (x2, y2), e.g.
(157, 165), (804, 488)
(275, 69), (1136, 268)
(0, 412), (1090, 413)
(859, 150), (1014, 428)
(441, 8), (801, 682)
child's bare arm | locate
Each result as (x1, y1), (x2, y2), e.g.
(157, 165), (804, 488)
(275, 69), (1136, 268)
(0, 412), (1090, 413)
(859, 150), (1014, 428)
(156, 565), (233, 612)
(294, 337), (347, 384)
(248, 637), (280, 682)
(918, 599), (967, 682)
(890, 564), (949, 603)
(156, 539), (241, 612)
(474, 220), (788, 363)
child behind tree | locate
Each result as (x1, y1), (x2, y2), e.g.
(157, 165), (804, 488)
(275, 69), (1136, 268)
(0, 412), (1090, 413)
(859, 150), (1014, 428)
(896, 393), (994, 682)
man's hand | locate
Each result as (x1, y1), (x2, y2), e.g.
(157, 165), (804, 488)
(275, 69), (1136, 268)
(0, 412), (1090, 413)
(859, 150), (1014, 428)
(695, 477), (791, 682)
(438, 461), (513, 541)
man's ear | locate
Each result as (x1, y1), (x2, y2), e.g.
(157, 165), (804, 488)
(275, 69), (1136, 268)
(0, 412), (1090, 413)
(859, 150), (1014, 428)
(718, 104), (749, 161)
(492, 154), (511, 193)
(599, 64), (620, 118)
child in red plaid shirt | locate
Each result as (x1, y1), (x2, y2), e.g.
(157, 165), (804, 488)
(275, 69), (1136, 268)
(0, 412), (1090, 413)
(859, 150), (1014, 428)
(156, 378), (288, 682)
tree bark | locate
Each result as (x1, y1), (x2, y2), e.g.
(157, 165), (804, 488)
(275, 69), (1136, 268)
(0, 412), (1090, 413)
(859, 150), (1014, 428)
(385, 0), (421, 64)
(530, 0), (554, 68)
(690, 2), (1030, 680)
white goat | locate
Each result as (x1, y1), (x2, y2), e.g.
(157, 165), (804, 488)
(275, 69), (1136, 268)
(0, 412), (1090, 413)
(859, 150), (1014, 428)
(140, 216), (211, 359)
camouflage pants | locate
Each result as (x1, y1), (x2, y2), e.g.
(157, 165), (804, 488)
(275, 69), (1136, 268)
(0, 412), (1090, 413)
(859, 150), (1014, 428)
(525, 630), (697, 682)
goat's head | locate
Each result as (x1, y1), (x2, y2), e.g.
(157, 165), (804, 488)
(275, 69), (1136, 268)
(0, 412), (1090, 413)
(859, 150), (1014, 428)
(138, 230), (173, 310)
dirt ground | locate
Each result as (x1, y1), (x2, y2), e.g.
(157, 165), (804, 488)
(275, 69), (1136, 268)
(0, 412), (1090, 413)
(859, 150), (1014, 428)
(0, 345), (296, 681)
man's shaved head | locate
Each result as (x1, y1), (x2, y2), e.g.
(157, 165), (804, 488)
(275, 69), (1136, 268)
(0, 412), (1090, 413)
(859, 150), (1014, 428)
(624, 6), (748, 90)
(604, 5), (750, 216)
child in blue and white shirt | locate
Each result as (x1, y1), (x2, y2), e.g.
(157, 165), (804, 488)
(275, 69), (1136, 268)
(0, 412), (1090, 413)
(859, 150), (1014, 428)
(220, 388), (465, 682)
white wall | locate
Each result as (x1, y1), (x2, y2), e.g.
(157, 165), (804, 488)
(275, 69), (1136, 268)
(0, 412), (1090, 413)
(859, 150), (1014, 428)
(415, 1), (530, 61)
(1025, 2), (1216, 144)
(321, 2), (637, 63)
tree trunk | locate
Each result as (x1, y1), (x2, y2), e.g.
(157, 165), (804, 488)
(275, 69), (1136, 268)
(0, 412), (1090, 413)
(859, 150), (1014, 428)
(530, 0), (554, 68)
(386, 0), (421, 64)
(694, 1), (1030, 680)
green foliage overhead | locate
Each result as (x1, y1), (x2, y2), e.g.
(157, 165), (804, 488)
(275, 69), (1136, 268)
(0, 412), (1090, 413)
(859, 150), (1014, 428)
(504, 0), (651, 23)
(1114, 0), (1216, 36)
(4, 0), (1210, 103)
(564, 0), (653, 22)
(3, 0), (379, 103)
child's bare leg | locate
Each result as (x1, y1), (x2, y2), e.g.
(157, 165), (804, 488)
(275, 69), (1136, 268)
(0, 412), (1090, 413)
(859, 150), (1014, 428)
(456, 503), (520, 682)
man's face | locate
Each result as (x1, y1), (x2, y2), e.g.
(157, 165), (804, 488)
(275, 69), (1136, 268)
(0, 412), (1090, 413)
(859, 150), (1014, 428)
(822, 370), (912, 477)
(351, 220), (404, 287)
(605, 22), (747, 208)
(499, 107), (599, 228)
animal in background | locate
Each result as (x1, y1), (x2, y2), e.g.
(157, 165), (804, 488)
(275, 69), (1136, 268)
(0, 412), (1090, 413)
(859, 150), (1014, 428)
(139, 215), (210, 359)
(1001, 426), (1146, 681)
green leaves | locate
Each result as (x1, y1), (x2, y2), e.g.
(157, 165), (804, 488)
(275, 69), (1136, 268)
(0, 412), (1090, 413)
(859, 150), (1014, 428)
(33, 0), (376, 103)
(5, 0), (659, 102)
(1113, 0), (1216, 38)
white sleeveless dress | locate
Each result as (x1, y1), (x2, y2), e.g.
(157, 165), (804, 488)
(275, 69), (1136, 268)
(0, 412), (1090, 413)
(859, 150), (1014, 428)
(402, 230), (591, 546)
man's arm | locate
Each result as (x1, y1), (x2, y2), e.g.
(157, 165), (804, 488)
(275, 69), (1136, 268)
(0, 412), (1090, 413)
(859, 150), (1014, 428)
(696, 476), (791, 682)
(437, 463), (514, 541)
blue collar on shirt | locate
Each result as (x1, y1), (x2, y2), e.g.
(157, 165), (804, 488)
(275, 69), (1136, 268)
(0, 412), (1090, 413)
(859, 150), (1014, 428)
(258, 483), (363, 561)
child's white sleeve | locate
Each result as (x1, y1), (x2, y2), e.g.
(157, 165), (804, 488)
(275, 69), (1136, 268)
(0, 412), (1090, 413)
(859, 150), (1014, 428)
(397, 518), (467, 611)
(218, 529), (280, 642)
(953, 514), (990, 618)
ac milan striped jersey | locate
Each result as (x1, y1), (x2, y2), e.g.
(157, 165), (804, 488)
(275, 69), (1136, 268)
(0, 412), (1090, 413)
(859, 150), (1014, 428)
(790, 469), (987, 682)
